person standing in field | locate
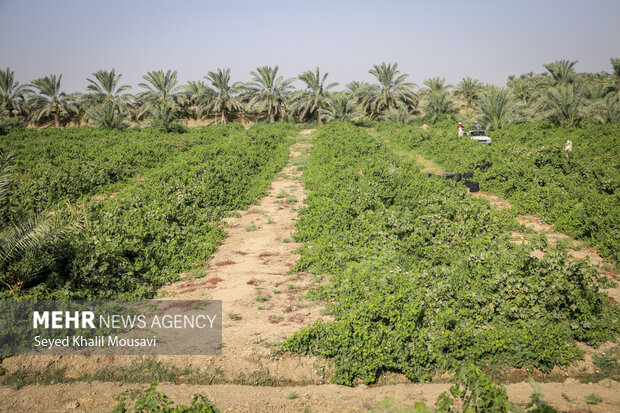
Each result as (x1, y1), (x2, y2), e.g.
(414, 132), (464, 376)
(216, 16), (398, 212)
(475, 121), (481, 130)
(457, 122), (464, 137)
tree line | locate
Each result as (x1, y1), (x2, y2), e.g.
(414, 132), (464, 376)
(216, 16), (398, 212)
(1, 59), (619, 131)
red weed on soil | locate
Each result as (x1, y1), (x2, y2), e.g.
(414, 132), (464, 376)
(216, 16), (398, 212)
(259, 252), (278, 258)
(268, 315), (282, 324)
(205, 277), (224, 288)
(287, 314), (306, 324)
(215, 260), (236, 266)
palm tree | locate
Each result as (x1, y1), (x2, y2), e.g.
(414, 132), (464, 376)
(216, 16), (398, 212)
(454, 77), (482, 109)
(181, 80), (213, 121)
(244, 66), (294, 123)
(611, 58), (620, 77)
(204, 68), (243, 125)
(29, 74), (76, 127)
(476, 87), (513, 130)
(345, 81), (375, 117)
(543, 60), (578, 86)
(367, 62), (417, 116)
(0, 67), (32, 117)
(84, 69), (131, 109)
(146, 104), (182, 132)
(0, 149), (79, 293)
(88, 102), (128, 129)
(321, 94), (361, 122)
(70, 94), (88, 126)
(423, 77), (452, 94)
(386, 107), (414, 124)
(611, 58), (620, 82)
(0, 107), (14, 134)
(345, 80), (369, 97)
(507, 77), (533, 105)
(424, 91), (455, 123)
(293, 67), (338, 124)
(589, 92), (619, 123)
(138, 70), (181, 108)
(541, 83), (587, 127)
(584, 82), (614, 101)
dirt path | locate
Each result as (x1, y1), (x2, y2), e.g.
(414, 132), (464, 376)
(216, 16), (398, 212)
(1, 380), (619, 413)
(157, 135), (326, 383)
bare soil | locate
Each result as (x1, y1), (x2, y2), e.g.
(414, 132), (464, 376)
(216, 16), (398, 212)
(1, 380), (619, 412)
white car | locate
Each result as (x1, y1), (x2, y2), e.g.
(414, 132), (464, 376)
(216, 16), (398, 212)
(467, 130), (492, 144)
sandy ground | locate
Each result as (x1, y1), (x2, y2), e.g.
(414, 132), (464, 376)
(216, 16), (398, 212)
(1, 380), (619, 413)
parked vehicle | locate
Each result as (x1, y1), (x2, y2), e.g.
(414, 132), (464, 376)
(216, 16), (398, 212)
(466, 130), (492, 144)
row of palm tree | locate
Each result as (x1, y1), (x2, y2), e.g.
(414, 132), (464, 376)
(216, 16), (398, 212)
(1, 58), (619, 130)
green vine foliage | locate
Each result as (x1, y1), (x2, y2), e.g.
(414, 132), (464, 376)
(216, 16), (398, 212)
(1, 124), (296, 299)
(377, 120), (620, 264)
(111, 382), (220, 413)
(283, 123), (619, 385)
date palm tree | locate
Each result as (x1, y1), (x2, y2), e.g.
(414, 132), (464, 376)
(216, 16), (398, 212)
(294, 67), (338, 124)
(611, 58), (620, 78)
(88, 102), (128, 129)
(386, 107), (414, 124)
(541, 83), (586, 127)
(454, 77), (482, 109)
(367, 62), (417, 116)
(0, 149), (80, 293)
(507, 77), (533, 105)
(424, 91), (455, 123)
(345, 80), (369, 97)
(421, 77), (454, 123)
(29, 74), (76, 127)
(476, 87), (513, 130)
(422, 77), (452, 94)
(0, 67), (32, 117)
(345, 81), (374, 117)
(543, 60), (578, 86)
(321, 93), (361, 122)
(138, 70), (181, 108)
(610, 58), (620, 97)
(84, 69), (131, 109)
(204, 68), (243, 124)
(243, 66), (294, 123)
(181, 80), (213, 121)
(589, 92), (619, 123)
(145, 103), (183, 132)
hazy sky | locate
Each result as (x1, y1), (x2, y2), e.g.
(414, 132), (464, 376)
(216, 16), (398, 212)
(1, 0), (619, 92)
